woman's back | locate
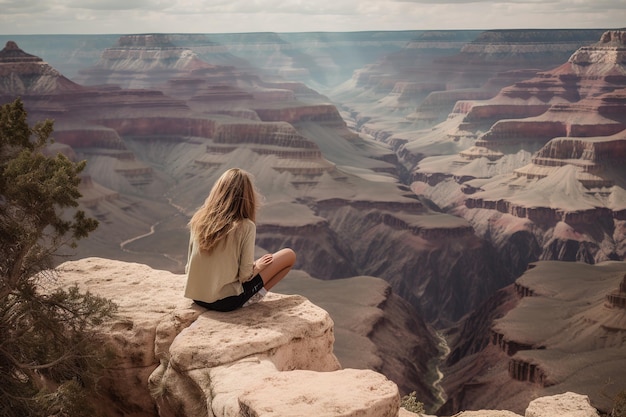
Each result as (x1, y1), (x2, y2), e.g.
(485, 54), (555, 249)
(184, 219), (256, 303)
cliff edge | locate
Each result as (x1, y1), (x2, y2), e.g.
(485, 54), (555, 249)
(54, 257), (400, 417)
(51, 257), (607, 417)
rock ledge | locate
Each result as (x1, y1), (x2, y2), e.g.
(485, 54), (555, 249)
(55, 257), (400, 417)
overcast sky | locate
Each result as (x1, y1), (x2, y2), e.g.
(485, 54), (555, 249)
(1, 0), (624, 35)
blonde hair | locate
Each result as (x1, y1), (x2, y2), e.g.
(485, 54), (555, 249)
(189, 168), (258, 253)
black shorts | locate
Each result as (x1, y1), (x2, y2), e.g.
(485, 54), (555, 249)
(194, 274), (264, 312)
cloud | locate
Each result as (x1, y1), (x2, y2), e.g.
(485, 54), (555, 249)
(65, 0), (175, 11)
(162, 0), (358, 16)
(0, 0), (623, 34)
(393, 0), (552, 3)
(0, 0), (50, 13)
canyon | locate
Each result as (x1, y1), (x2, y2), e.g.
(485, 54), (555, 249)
(1, 28), (625, 415)
(50, 257), (607, 417)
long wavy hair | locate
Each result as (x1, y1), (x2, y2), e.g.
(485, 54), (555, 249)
(189, 168), (258, 253)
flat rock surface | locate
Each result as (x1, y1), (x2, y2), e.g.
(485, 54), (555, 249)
(239, 368), (400, 417)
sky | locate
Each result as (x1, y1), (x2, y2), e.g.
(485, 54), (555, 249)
(0, 0), (624, 35)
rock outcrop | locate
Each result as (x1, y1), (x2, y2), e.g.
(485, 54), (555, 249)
(54, 258), (401, 417)
(50, 258), (609, 417)
(525, 392), (600, 417)
(606, 273), (626, 308)
(397, 31), (626, 271)
(74, 34), (216, 89)
(335, 29), (604, 140)
(451, 392), (600, 417)
(0, 40), (84, 94)
(273, 271), (442, 407)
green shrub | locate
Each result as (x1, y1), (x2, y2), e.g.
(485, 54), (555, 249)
(400, 391), (425, 414)
(0, 98), (116, 417)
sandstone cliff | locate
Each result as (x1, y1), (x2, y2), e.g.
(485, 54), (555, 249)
(439, 260), (626, 415)
(325, 30), (626, 415)
(332, 29), (604, 138)
(74, 34), (216, 89)
(53, 257), (401, 417)
(48, 258), (607, 417)
(0, 41), (84, 94)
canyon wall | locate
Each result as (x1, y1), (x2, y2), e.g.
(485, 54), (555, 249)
(384, 31), (626, 271)
(328, 28), (626, 415)
(2, 29), (625, 416)
(0, 36), (515, 330)
(439, 260), (626, 416)
(47, 258), (606, 417)
(0, 37), (460, 408)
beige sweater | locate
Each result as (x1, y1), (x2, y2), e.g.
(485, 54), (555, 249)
(184, 219), (256, 303)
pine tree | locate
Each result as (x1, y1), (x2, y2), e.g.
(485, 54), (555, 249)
(0, 98), (117, 417)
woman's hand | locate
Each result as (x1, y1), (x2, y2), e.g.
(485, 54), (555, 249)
(253, 254), (273, 274)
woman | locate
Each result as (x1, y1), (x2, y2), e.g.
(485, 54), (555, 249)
(184, 168), (296, 311)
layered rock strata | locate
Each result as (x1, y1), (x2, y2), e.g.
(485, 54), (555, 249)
(404, 31), (626, 267)
(0, 40), (83, 94)
(606, 273), (626, 308)
(440, 260), (626, 415)
(74, 34), (215, 89)
(336, 29), (604, 141)
(464, 131), (626, 225)
(462, 30), (626, 149)
(1, 38), (512, 334)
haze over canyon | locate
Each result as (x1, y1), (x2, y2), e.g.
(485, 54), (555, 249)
(1, 28), (625, 415)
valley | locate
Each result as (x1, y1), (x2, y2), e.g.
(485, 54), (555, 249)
(1, 28), (624, 415)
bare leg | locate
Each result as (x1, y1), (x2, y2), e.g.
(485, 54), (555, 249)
(258, 248), (296, 291)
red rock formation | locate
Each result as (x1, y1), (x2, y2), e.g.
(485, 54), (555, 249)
(253, 103), (345, 124)
(190, 85), (255, 102)
(606, 273), (626, 309)
(259, 80), (319, 96)
(507, 358), (549, 385)
(463, 31), (626, 148)
(441, 261), (626, 415)
(341, 30), (607, 146)
(490, 330), (532, 357)
(213, 122), (315, 147)
(0, 41), (84, 94)
(53, 127), (126, 149)
(404, 32), (626, 270)
(474, 91), (626, 151)
(33, 35), (361, 197)
(523, 132), (626, 176)
(463, 129), (626, 228)
(75, 34), (216, 88)
(98, 117), (216, 138)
